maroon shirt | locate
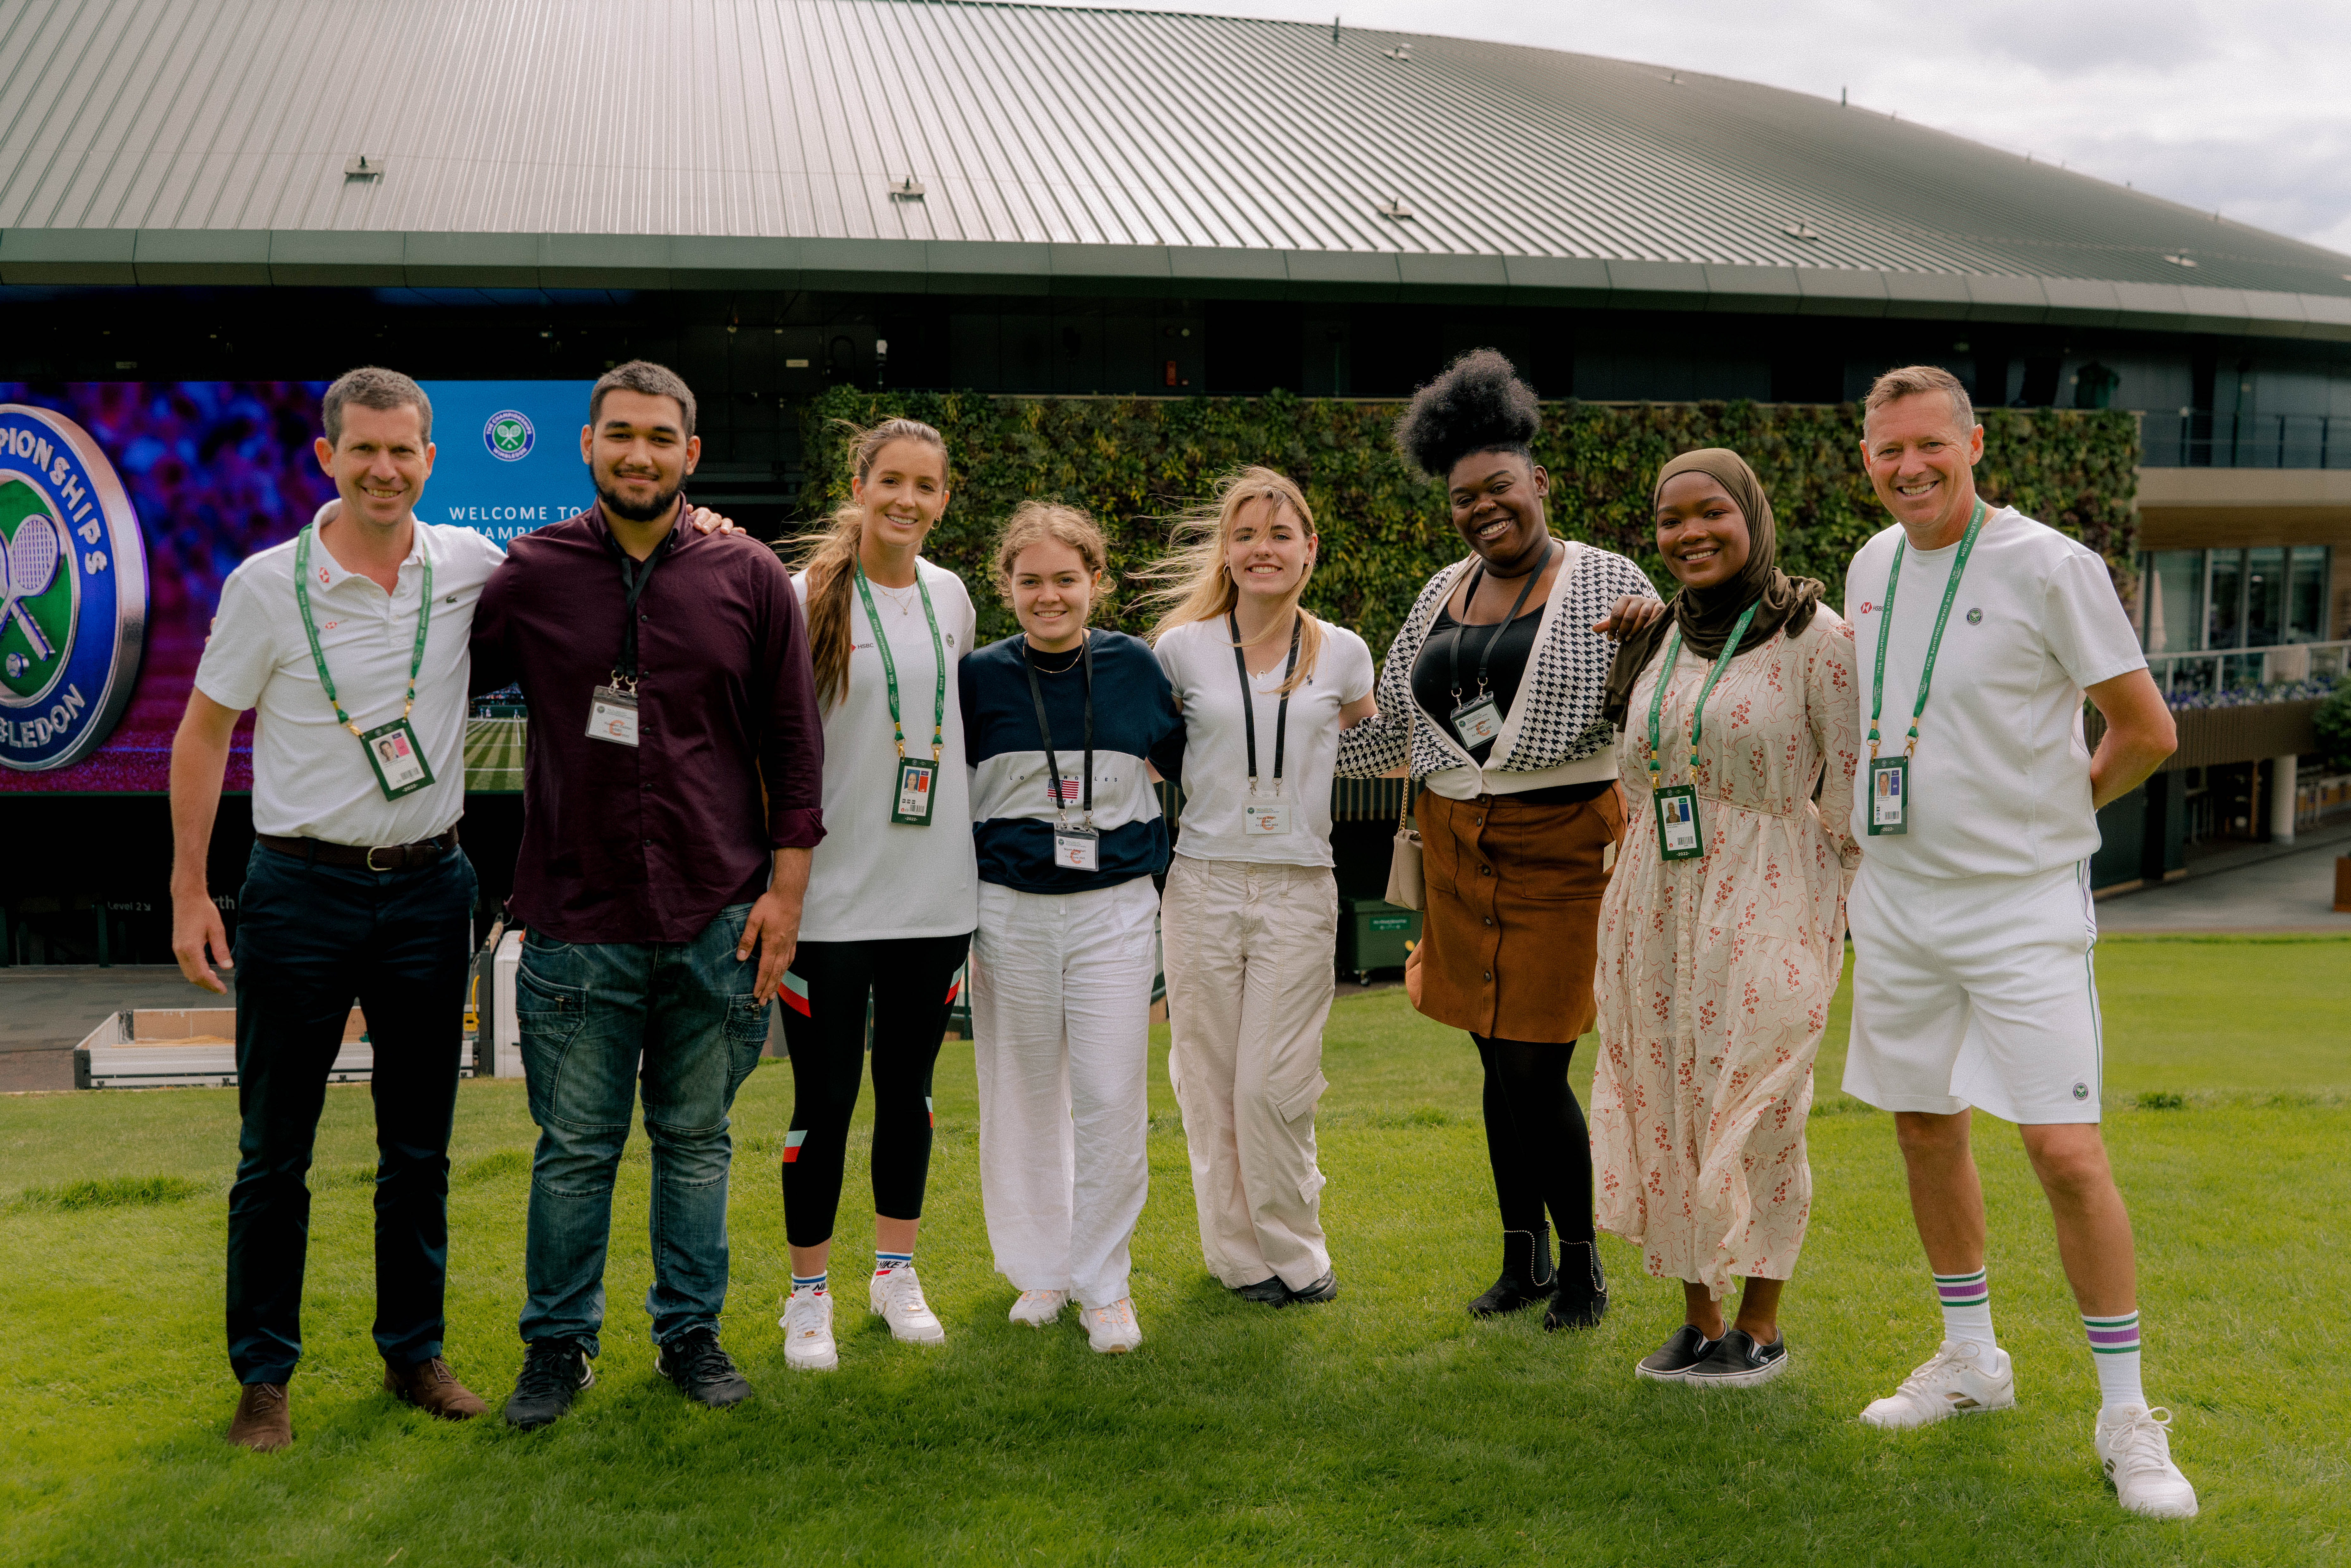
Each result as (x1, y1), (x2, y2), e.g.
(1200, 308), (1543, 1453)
(471, 501), (824, 943)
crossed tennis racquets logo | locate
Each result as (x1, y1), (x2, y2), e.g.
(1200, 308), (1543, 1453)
(0, 508), (63, 663)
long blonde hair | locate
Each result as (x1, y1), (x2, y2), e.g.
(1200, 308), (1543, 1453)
(1139, 465), (1326, 695)
(991, 501), (1113, 619)
(787, 418), (949, 710)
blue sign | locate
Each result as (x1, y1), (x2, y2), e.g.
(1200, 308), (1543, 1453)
(417, 380), (594, 544)
(0, 404), (148, 772)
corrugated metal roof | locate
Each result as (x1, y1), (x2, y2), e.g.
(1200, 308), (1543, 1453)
(0, 0), (2346, 333)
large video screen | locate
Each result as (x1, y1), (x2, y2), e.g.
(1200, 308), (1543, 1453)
(0, 379), (592, 793)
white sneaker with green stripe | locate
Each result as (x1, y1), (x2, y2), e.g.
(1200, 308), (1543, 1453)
(1860, 1339), (2016, 1429)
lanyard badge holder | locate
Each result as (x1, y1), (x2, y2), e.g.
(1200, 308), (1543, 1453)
(854, 561), (949, 825)
(1023, 633), (1100, 871)
(1446, 542), (1554, 751)
(294, 525), (437, 801)
(1231, 609), (1302, 836)
(1866, 500), (1987, 836)
(1644, 601), (1758, 862)
(589, 531), (669, 748)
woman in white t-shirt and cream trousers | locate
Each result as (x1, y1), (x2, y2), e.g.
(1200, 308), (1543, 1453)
(1144, 468), (1377, 1307)
(773, 419), (981, 1372)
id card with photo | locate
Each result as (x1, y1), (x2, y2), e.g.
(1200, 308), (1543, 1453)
(1868, 756), (1909, 836)
(893, 757), (938, 825)
(1450, 694), (1503, 749)
(359, 717), (435, 800)
(587, 685), (641, 747)
(1653, 785), (1703, 860)
(1241, 800), (1293, 836)
(1053, 824), (1101, 871)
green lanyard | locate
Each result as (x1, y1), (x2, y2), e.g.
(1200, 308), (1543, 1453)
(851, 559), (946, 760)
(1645, 600), (1759, 785)
(1868, 500), (1987, 760)
(293, 522), (431, 738)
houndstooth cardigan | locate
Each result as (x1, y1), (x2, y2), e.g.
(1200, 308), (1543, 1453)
(1335, 540), (1660, 785)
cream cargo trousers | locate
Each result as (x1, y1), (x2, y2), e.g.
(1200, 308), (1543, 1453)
(970, 875), (1159, 1311)
(1161, 856), (1336, 1292)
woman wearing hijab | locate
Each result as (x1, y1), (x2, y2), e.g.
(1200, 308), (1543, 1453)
(1590, 448), (1863, 1387)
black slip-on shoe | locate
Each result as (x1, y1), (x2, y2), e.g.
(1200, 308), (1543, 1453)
(1278, 1270), (1339, 1307)
(655, 1326), (753, 1409)
(1683, 1327), (1789, 1387)
(1231, 1276), (1290, 1305)
(504, 1338), (595, 1430)
(1468, 1226), (1555, 1317)
(1635, 1324), (1722, 1382)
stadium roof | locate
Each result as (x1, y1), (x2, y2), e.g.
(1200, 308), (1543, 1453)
(3, 0), (2348, 338)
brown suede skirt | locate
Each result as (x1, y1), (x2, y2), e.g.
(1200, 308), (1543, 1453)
(1414, 787), (1622, 1044)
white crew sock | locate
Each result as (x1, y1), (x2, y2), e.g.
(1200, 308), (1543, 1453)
(1933, 1268), (1996, 1350)
(2086, 1311), (2146, 1413)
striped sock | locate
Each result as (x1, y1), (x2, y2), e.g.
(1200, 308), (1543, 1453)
(875, 1250), (913, 1277)
(2084, 1311), (2145, 1412)
(791, 1271), (826, 1296)
(1934, 1268), (1996, 1350)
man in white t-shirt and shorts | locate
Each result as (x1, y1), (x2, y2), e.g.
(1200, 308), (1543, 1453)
(1840, 366), (2196, 1520)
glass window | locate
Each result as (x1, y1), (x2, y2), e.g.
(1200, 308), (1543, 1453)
(2287, 547), (2330, 643)
(2141, 551), (2204, 654)
(2246, 547), (2286, 647)
(2206, 550), (2244, 650)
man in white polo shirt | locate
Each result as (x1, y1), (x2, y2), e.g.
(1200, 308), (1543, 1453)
(1840, 365), (2194, 1519)
(171, 368), (502, 1451)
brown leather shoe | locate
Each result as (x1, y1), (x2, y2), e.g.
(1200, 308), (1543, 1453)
(384, 1356), (489, 1420)
(228, 1382), (292, 1451)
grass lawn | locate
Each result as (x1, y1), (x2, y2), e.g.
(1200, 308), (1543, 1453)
(3, 934), (2346, 1566)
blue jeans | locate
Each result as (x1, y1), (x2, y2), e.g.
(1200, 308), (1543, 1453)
(515, 904), (771, 1354)
(227, 841), (478, 1384)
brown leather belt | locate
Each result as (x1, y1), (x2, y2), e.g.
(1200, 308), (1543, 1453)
(258, 827), (459, 872)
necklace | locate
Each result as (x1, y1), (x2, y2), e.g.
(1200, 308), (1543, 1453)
(872, 579), (921, 618)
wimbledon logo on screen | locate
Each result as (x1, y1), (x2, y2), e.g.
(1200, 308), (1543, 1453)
(0, 405), (147, 772)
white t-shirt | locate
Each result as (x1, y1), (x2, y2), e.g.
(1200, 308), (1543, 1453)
(1155, 614), (1377, 868)
(196, 520), (505, 846)
(792, 557), (981, 941)
(1844, 506), (2145, 880)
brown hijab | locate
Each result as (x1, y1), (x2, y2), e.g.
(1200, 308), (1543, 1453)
(1602, 448), (1825, 728)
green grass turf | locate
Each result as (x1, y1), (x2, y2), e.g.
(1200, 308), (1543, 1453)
(2, 934), (2345, 1566)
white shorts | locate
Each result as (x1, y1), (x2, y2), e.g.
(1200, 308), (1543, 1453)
(1843, 858), (2104, 1124)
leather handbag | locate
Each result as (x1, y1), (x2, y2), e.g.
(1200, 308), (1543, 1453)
(1384, 776), (1424, 911)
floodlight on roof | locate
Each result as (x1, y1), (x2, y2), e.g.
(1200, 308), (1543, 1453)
(1383, 43), (1411, 60)
(2162, 253), (2198, 268)
(1782, 222), (1820, 241)
(344, 155), (384, 179)
(1377, 196), (1414, 220)
(890, 173), (926, 200)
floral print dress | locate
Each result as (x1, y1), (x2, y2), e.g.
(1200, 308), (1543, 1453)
(1590, 612), (1862, 1297)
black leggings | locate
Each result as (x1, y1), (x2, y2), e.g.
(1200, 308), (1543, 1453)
(775, 933), (971, 1248)
(1473, 1034), (1596, 1248)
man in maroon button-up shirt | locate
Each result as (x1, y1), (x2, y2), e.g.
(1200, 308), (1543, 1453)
(469, 360), (823, 1428)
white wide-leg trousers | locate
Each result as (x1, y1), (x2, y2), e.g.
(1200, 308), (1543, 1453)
(1160, 857), (1336, 1291)
(970, 875), (1160, 1310)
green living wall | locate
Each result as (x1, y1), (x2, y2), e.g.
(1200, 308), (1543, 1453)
(793, 387), (2140, 656)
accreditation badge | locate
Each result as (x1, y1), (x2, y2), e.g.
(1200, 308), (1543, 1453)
(1449, 694), (1503, 750)
(587, 685), (640, 747)
(359, 717), (435, 800)
(1653, 785), (1703, 861)
(1868, 756), (1909, 835)
(892, 757), (939, 825)
(1053, 824), (1101, 871)
(1241, 799), (1293, 836)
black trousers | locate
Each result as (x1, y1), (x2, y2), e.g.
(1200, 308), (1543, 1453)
(774, 933), (971, 1248)
(1473, 1034), (1596, 1249)
(226, 841), (476, 1384)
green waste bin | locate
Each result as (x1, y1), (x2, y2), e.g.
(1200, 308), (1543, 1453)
(1337, 896), (1421, 984)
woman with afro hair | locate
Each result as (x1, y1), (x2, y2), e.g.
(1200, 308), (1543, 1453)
(1336, 349), (1662, 1330)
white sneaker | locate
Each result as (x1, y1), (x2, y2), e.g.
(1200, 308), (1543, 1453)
(1082, 1297), (1142, 1354)
(1859, 1339), (2017, 1429)
(2096, 1405), (2199, 1519)
(868, 1264), (946, 1345)
(778, 1287), (837, 1371)
(1008, 1290), (1067, 1328)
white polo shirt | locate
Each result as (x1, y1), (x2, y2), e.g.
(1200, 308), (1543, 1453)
(196, 519), (505, 847)
(1844, 506), (2145, 880)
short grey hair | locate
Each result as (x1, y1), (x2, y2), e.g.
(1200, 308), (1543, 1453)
(1864, 364), (1976, 435)
(323, 367), (432, 446)
(591, 360), (697, 439)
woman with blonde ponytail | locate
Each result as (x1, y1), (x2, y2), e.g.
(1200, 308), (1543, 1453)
(1143, 467), (1376, 1308)
(770, 419), (979, 1372)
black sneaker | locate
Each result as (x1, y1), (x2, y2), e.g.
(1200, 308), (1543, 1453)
(1682, 1327), (1789, 1386)
(1231, 1276), (1290, 1305)
(1634, 1324), (1721, 1382)
(1278, 1270), (1339, 1308)
(1543, 1241), (1608, 1332)
(504, 1337), (595, 1430)
(655, 1326), (752, 1409)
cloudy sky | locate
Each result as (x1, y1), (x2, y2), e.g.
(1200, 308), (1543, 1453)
(1112, 0), (2351, 256)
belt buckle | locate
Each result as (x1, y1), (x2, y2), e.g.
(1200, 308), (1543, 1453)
(364, 844), (401, 872)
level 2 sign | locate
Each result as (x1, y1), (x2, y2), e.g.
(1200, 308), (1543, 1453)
(0, 404), (147, 772)
(418, 380), (596, 545)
